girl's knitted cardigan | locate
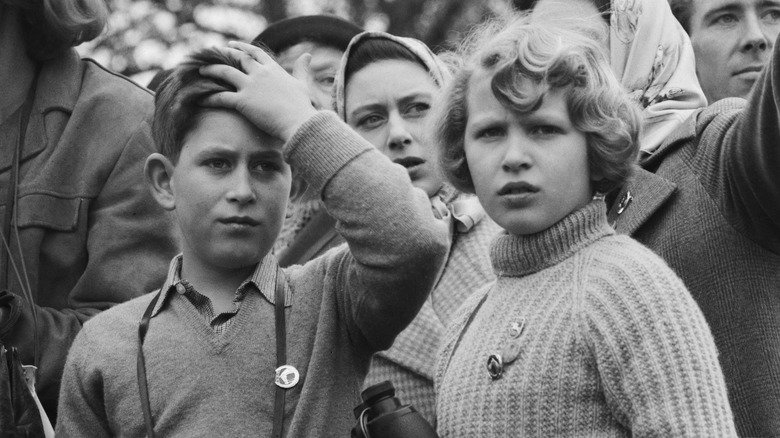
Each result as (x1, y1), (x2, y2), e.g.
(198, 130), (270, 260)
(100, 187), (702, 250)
(434, 200), (736, 437)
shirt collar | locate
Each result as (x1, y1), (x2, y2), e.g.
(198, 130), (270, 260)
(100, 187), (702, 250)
(432, 185), (487, 233)
(150, 254), (290, 317)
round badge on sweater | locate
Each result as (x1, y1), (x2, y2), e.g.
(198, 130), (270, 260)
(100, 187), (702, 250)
(275, 365), (300, 389)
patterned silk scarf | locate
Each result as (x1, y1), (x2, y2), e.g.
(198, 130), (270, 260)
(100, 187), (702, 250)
(609, 0), (707, 153)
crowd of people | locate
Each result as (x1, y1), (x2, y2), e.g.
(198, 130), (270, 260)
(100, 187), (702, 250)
(1, 0), (779, 436)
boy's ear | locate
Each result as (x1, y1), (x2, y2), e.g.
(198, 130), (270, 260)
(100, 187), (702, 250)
(145, 153), (177, 211)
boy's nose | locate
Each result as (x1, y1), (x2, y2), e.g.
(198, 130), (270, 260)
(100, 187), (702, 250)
(226, 171), (257, 205)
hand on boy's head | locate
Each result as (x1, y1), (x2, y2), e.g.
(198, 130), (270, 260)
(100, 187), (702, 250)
(198, 41), (318, 143)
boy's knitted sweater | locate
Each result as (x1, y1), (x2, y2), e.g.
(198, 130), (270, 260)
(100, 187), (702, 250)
(434, 200), (736, 437)
(55, 112), (449, 438)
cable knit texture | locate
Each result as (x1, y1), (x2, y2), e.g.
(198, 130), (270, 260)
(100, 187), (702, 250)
(435, 200), (736, 437)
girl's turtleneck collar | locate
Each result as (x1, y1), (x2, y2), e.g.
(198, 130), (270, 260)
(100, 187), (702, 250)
(490, 199), (614, 277)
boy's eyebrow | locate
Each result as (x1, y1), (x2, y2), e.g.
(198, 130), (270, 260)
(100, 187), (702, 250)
(191, 144), (285, 159)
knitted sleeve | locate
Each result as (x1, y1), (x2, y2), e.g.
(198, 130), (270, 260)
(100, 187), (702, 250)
(578, 237), (737, 437)
(284, 111), (450, 351)
(54, 326), (113, 438)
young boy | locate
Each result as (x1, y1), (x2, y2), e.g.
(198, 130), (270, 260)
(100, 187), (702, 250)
(55, 45), (449, 437)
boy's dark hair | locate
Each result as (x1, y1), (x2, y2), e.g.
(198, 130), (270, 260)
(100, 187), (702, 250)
(344, 37), (426, 84)
(153, 48), (268, 162)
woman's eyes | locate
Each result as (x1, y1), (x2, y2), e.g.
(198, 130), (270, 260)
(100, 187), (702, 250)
(357, 114), (385, 129)
(406, 102), (431, 117)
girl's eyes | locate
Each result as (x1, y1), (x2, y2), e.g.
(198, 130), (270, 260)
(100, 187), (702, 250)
(475, 126), (505, 140)
(529, 125), (562, 136)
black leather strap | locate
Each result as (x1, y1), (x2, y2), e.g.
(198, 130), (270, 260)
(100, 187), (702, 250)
(136, 267), (289, 437)
(137, 292), (160, 438)
(1, 67), (41, 369)
(272, 266), (287, 438)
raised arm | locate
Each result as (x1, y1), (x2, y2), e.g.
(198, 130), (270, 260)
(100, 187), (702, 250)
(198, 42), (449, 351)
(690, 32), (780, 251)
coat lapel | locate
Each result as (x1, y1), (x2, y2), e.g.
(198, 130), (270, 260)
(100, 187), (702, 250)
(608, 166), (677, 235)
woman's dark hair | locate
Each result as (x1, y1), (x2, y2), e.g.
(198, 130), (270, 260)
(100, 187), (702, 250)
(344, 37), (427, 85)
(5, 0), (108, 61)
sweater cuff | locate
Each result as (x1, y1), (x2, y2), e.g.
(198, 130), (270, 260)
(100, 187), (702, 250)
(285, 111), (374, 195)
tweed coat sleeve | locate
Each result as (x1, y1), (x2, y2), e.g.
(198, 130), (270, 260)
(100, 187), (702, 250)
(0, 55), (177, 419)
(688, 32), (780, 252)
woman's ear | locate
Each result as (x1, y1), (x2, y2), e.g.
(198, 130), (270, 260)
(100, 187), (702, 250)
(145, 153), (177, 211)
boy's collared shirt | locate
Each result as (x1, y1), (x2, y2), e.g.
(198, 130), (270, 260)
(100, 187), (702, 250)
(149, 254), (293, 333)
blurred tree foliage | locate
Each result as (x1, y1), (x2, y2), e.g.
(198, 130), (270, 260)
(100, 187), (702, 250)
(77, 0), (527, 83)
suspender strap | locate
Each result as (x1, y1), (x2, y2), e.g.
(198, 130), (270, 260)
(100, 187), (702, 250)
(136, 267), (289, 437)
(137, 292), (160, 438)
(272, 266), (287, 438)
(1, 67), (41, 371)
(2, 67), (39, 290)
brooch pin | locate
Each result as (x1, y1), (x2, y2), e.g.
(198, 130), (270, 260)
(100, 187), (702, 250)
(487, 318), (526, 380)
(275, 365), (300, 389)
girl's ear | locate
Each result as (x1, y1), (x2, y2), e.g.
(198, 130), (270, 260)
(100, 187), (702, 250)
(145, 153), (177, 211)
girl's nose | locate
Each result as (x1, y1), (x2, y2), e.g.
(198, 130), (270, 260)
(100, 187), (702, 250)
(501, 134), (533, 172)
